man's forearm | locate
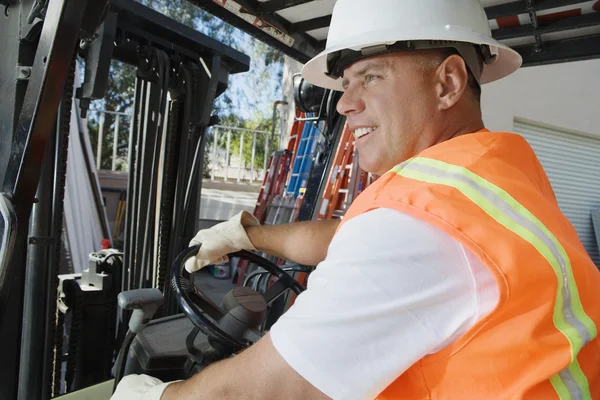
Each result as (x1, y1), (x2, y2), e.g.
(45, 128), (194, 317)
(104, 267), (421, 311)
(162, 359), (238, 400)
(246, 219), (340, 266)
(160, 334), (324, 400)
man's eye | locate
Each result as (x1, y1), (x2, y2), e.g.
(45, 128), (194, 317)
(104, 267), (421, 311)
(365, 75), (379, 83)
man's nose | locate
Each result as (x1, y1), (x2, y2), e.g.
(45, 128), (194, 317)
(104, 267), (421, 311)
(336, 87), (365, 116)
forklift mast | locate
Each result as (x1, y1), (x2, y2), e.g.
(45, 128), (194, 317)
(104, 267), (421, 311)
(0, 1), (250, 398)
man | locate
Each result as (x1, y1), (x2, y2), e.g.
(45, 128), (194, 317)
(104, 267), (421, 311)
(114, 0), (600, 398)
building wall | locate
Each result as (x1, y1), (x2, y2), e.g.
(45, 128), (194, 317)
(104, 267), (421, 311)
(482, 58), (600, 136)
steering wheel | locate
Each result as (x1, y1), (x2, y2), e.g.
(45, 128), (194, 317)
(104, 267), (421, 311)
(171, 245), (305, 354)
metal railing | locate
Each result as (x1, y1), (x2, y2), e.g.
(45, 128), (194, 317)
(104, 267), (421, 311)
(208, 125), (273, 183)
(90, 114), (275, 181)
(91, 109), (132, 171)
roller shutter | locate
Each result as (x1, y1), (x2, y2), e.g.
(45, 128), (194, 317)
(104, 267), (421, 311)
(514, 120), (600, 267)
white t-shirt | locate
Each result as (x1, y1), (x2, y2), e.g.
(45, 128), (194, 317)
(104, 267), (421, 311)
(270, 208), (499, 400)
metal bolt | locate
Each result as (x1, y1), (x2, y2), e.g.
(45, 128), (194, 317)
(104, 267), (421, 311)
(20, 67), (31, 78)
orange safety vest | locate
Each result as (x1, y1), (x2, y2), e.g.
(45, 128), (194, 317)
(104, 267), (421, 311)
(340, 130), (600, 399)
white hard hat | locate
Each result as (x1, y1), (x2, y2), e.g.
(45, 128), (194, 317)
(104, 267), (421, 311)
(302, 0), (523, 90)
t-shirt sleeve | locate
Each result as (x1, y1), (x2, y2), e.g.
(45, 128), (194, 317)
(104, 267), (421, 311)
(269, 208), (484, 400)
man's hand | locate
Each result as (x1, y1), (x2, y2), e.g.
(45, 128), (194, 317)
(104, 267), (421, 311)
(111, 375), (177, 400)
(186, 211), (340, 273)
(185, 211), (259, 272)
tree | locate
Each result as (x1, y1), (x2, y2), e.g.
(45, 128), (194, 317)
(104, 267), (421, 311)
(204, 112), (282, 181)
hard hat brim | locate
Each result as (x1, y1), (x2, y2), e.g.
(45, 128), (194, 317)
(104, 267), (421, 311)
(302, 28), (523, 91)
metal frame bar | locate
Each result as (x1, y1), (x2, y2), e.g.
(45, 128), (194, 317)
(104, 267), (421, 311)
(163, 65), (195, 313)
(185, 0), (320, 63)
(0, 0), (91, 397)
(2, 0), (90, 215)
(291, 15), (331, 32)
(485, 0), (590, 20)
(493, 11), (600, 40)
(134, 71), (162, 289)
(260, 0), (314, 13)
(515, 33), (600, 65)
(526, 0), (544, 52)
(122, 77), (140, 291)
(232, 0), (321, 49)
(163, 56), (226, 314)
(137, 49), (170, 289)
(45, 89), (74, 397)
(18, 125), (56, 400)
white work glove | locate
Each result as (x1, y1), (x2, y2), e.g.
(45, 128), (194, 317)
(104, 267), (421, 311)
(185, 211), (259, 273)
(111, 374), (178, 400)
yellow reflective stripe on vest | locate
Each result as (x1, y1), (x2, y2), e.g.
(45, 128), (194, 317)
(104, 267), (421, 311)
(392, 157), (597, 400)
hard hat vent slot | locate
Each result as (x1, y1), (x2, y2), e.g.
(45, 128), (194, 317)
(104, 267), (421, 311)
(428, 40), (459, 46)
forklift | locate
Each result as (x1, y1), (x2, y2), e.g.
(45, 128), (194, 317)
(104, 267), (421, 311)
(1, 0), (599, 399)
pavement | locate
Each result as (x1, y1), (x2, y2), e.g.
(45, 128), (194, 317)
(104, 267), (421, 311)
(199, 188), (259, 221)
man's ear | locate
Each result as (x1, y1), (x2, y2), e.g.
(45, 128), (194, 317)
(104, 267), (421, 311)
(434, 54), (469, 111)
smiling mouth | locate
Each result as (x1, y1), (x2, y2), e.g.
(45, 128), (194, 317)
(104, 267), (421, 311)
(352, 126), (378, 140)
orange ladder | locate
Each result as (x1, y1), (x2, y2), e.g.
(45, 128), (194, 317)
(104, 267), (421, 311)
(317, 123), (371, 219)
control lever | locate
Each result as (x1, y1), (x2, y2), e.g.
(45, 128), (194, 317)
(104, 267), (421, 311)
(113, 288), (163, 392)
(118, 288), (163, 333)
